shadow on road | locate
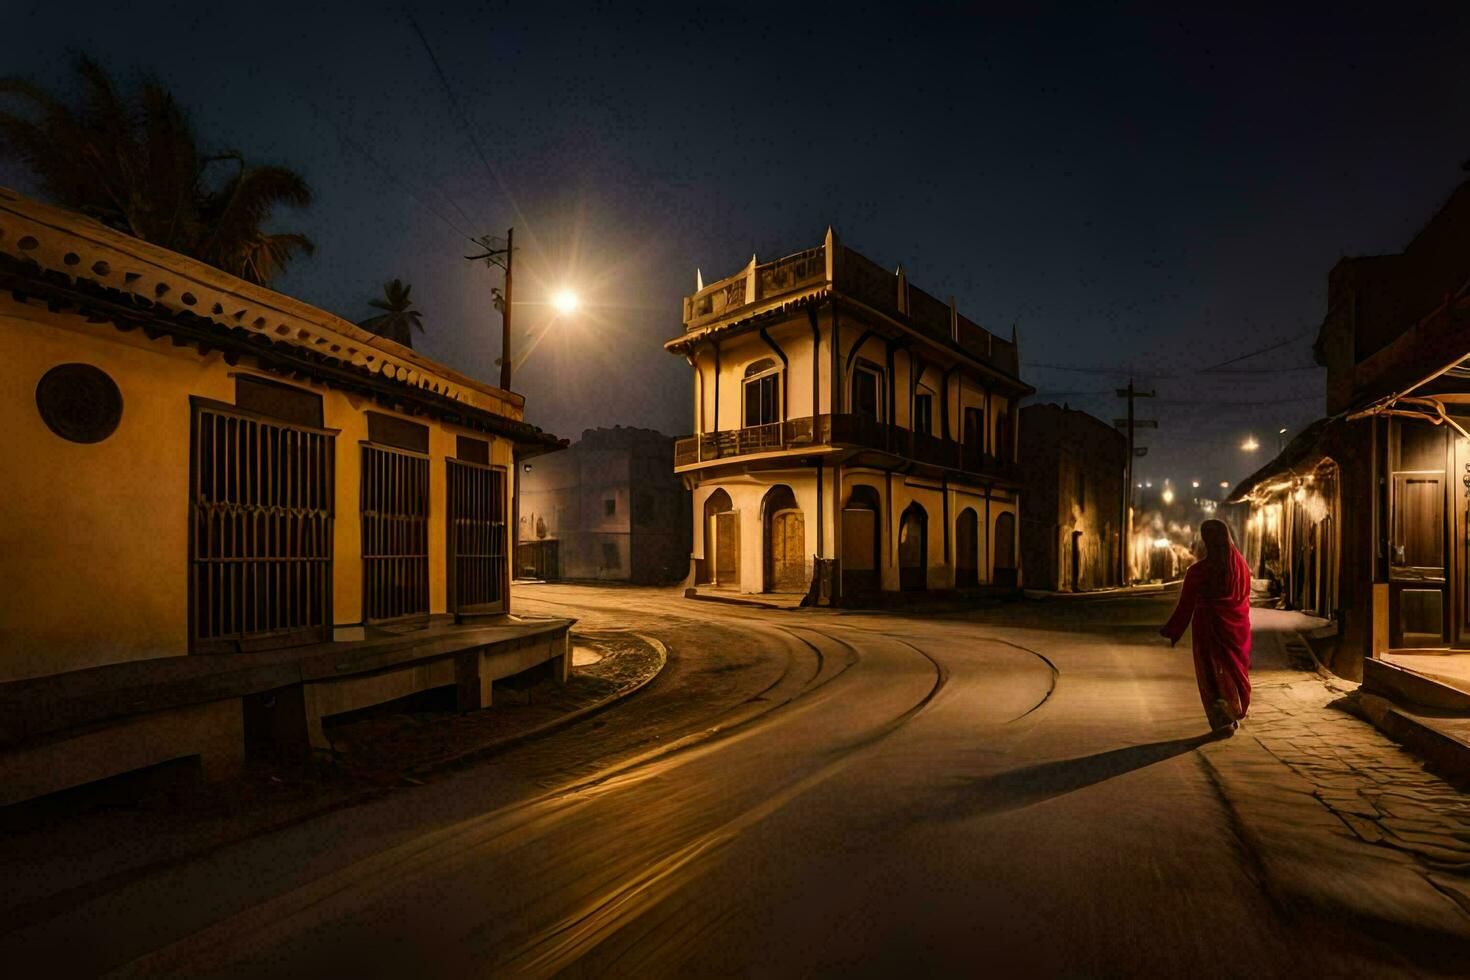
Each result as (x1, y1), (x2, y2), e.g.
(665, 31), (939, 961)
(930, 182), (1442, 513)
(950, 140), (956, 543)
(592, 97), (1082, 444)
(931, 731), (1224, 821)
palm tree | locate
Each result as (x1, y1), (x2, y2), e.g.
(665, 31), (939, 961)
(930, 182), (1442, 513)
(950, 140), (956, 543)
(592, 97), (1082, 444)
(0, 55), (313, 285)
(358, 279), (423, 348)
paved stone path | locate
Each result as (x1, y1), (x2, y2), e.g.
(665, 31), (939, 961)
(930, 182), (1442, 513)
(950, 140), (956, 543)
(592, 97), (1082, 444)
(1243, 618), (1470, 911)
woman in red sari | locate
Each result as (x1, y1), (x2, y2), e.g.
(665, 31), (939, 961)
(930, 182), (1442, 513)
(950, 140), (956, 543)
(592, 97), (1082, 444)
(1160, 519), (1253, 733)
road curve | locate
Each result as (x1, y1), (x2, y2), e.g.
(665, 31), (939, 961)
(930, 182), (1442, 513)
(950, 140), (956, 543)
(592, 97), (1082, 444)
(92, 591), (1057, 977)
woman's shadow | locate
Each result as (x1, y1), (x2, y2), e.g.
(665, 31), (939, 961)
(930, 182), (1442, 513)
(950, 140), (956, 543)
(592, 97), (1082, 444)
(931, 729), (1228, 822)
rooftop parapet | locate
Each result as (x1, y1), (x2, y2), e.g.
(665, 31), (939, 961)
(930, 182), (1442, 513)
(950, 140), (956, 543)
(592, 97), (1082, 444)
(676, 230), (1021, 380)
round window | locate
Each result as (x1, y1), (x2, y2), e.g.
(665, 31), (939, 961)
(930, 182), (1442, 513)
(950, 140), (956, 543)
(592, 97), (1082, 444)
(35, 363), (124, 443)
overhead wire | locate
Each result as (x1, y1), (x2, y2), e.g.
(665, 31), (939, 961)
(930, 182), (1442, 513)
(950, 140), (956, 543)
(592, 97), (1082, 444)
(308, 100), (479, 245)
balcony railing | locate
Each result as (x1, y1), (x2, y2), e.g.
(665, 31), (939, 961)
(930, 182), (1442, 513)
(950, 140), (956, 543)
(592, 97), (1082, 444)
(674, 414), (1021, 482)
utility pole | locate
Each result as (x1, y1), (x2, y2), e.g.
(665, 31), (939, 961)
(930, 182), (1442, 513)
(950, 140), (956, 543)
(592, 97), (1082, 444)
(1114, 380), (1157, 586)
(465, 228), (515, 391)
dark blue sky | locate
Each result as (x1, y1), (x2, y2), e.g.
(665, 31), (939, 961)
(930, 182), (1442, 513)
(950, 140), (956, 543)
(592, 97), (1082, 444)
(5, 3), (1469, 493)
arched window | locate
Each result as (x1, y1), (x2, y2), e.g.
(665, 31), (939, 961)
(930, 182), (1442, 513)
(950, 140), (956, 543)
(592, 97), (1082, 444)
(743, 358), (781, 427)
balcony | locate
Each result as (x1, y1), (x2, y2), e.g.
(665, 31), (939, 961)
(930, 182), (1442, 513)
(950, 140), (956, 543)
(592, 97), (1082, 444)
(674, 414), (1021, 483)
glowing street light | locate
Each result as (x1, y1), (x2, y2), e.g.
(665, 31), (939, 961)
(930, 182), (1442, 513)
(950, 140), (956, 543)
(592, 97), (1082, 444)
(552, 289), (579, 315)
(1161, 488), (1175, 504)
(1219, 481), (1230, 489)
(1241, 435), (1260, 452)
(1190, 480), (1200, 489)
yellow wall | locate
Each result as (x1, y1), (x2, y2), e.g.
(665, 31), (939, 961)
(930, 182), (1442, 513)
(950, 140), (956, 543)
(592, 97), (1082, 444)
(0, 302), (515, 683)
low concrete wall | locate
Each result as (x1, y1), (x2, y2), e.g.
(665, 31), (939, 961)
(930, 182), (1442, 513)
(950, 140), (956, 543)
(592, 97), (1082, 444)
(0, 698), (244, 807)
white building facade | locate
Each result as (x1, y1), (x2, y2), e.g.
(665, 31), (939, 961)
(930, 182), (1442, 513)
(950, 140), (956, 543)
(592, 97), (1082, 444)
(667, 231), (1032, 602)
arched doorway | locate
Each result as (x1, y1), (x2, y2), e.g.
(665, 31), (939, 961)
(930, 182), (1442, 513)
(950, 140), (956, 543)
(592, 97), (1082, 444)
(842, 485), (881, 595)
(899, 503), (928, 591)
(763, 485), (806, 592)
(955, 508), (979, 588)
(994, 511), (1017, 588)
(703, 489), (738, 588)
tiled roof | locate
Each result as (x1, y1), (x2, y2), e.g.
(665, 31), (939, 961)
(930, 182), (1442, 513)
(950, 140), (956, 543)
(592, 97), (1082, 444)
(0, 186), (527, 423)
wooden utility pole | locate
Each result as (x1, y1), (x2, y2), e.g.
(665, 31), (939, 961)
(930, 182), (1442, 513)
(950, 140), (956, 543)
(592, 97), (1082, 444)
(500, 227), (514, 391)
(1114, 380), (1157, 586)
(465, 228), (515, 390)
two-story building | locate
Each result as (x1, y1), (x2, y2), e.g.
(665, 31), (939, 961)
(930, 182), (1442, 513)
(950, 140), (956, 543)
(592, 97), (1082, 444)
(517, 426), (691, 584)
(666, 230), (1033, 602)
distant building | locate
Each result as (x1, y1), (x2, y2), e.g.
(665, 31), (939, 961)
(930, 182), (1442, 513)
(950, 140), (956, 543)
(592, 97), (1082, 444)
(517, 427), (691, 584)
(0, 186), (568, 806)
(1230, 180), (1470, 680)
(665, 229), (1033, 601)
(1019, 404), (1126, 591)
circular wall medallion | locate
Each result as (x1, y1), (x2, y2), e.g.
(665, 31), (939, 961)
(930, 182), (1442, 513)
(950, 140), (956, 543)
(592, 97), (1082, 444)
(35, 363), (124, 443)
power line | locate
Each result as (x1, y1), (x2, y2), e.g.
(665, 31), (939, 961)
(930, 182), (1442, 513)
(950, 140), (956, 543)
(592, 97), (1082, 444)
(1198, 329), (1314, 373)
(405, 10), (515, 220)
(308, 101), (479, 244)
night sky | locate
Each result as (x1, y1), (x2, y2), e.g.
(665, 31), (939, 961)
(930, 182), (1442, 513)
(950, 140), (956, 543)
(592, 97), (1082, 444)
(5, 4), (1470, 495)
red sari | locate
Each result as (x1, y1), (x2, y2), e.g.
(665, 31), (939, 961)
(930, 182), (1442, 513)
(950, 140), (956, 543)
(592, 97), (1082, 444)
(1162, 547), (1253, 727)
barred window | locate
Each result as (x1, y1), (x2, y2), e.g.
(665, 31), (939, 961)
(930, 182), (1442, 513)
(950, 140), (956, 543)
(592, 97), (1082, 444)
(447, 459), (507, 614)
(190, 399), (335, 653)
(362, 444), (429, 622)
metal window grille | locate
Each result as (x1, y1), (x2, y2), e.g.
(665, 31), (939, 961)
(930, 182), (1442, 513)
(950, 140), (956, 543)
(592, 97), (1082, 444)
(447, 459), (507, 614)
(362, 444), (430, 622)
(190, 401), (335, 653)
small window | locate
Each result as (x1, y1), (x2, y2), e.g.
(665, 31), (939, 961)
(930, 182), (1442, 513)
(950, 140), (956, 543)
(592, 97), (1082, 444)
(602, 542), (620, 568)
(604, 497), (617, 516)
(235, 375), (322, 429)
(913, 394), (933, 435)
(366, 411), (429, 454)
(853, 366), (882, 421)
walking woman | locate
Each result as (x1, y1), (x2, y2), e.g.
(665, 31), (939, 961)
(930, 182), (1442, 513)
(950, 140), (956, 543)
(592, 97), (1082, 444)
(1160, 519), (1253, 734)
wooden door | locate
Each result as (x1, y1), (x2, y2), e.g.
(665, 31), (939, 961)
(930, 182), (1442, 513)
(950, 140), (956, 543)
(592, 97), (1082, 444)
(769, 509), (806, 592)
(899, 507), (927, 591)
(994, 512), (1017, 588)
(842, 507), (879, 594)
(955, 510), (978, 588)
(1391, 472), (1446, 647)
(715, 511), (740, 587)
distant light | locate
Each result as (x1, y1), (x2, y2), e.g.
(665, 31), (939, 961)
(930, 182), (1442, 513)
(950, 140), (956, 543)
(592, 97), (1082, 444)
(1161, 488), (1175, 504)
(523, 463), (533, 472)
(1153, 537), (1170, 549)
(552, 289), (579, 314)
(1241, 435), (1260, 452)
(1145, 481), (1153, 488)
(1279, 427), (1288, 435)
(1219, 481), (1230, 489)
(1191, 480), (1200, 489)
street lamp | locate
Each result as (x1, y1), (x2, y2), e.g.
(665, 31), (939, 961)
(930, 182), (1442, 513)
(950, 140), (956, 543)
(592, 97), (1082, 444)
(1190, 480), (1200, 489)
(1241, 435), (1260, 452)
(1162, 487), (1175, 505)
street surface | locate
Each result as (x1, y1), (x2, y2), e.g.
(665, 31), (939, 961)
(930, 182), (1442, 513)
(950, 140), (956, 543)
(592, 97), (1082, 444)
(7, 586), (1470, 976)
